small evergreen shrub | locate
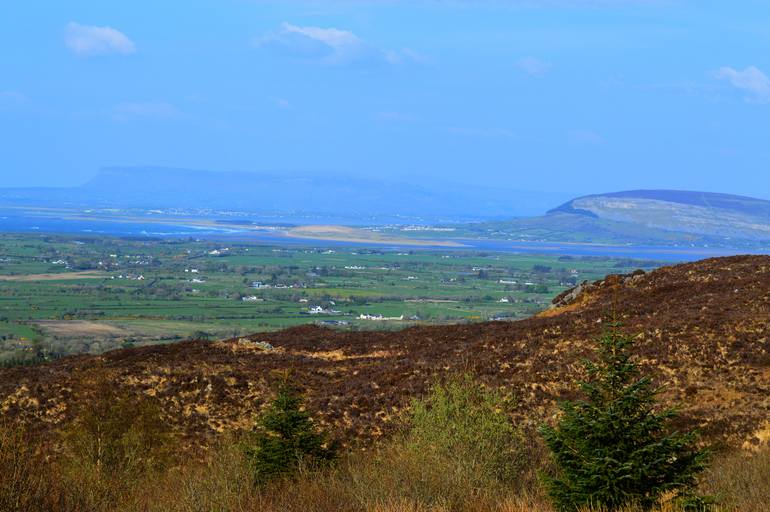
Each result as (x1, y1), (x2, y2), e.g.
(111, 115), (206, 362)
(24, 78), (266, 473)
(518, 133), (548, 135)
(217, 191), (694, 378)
(244, 376), (336, 486)
(539, 323), (711, 511)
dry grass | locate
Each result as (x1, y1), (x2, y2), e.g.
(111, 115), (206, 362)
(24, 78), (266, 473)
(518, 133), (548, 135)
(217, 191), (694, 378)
(2, 424), (768, 512)
(698, 449), (770, 511)
(106, 440), (770, 512)
(2, 374), (768, 512)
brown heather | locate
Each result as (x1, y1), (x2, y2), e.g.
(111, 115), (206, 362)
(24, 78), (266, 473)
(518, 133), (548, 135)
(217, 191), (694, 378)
(0, 255), (768, 510)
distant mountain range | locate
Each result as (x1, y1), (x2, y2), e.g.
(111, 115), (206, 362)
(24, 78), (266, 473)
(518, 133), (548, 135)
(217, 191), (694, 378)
(0, 167), (569, 222)
(1, 168), (768, 248)
(469, 189), (770, 246)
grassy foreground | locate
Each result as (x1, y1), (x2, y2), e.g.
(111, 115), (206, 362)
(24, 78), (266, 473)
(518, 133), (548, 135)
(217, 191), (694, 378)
(2, 425), (768, 512)
(1, 373), (768, 512)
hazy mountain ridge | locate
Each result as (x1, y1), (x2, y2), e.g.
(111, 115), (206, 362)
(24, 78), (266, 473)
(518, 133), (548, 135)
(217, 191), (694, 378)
(3, 173), (769, 248)
(0, 167), (569, 222)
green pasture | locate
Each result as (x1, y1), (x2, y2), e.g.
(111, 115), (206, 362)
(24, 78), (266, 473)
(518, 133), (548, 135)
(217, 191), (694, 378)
(0, 232), (661, 362)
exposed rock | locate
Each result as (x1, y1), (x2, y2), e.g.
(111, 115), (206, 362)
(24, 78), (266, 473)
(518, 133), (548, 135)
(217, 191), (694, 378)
(237, 338), (274, 351)
(550, 269), (646, 309)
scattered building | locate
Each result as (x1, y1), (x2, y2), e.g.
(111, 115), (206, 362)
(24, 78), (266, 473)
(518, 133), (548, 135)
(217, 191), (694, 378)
(317, 320), (350, 327)
(358, 313), (404, 321)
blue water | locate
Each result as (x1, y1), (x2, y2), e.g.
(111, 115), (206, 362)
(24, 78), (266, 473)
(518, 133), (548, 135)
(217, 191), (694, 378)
(0, 211), (766, 262)
(0, 213), (237, 238)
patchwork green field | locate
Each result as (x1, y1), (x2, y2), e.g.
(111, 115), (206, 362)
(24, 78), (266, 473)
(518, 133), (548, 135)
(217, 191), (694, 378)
(0, 233), (662, 365)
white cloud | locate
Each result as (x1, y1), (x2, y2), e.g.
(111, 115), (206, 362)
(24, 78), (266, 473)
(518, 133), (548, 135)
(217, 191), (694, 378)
(283, 23), (361, 51)
(715, 66), (770, 101)
(255, 23), (420, 66)
(111, 101), (179, 121)
(65, 22), (136, 56)
(516, 56), (551, 76)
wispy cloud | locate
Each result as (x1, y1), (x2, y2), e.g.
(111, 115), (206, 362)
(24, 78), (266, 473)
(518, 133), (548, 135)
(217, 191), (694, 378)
(715, 66), (770, 102)
(567, 129), (605, 146)
(111, 101), (179, 121)
(65, 22), (136, 56)
(516, 56), (551, 76)
(0, 90), (27, 108)
(254, 23), (420, 66)
(447, 126), (518, 140)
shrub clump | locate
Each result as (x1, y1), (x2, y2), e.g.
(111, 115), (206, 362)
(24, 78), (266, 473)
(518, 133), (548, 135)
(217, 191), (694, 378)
(0, 424), (54, 512)
(64, 389), (174, 479)
(405, 374), (523, 488)
(539, 323), (711, 511)
(346, 374), (526, 508)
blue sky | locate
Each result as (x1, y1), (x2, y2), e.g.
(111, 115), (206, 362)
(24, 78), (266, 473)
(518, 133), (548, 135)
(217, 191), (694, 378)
(1, 0), (769, 199)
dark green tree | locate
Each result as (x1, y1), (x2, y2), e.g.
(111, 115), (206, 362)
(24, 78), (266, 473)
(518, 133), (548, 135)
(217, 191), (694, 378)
(539, 323), (710, 511)
(244, 375), (337, 485)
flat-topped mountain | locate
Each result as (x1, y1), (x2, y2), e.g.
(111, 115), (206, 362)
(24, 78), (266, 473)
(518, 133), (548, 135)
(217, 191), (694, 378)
(1, 255), (768, 450)
(0, 166), (567, 221)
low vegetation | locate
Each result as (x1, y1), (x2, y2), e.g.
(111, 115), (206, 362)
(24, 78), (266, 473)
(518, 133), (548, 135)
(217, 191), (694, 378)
(1, 348), (767, 511)
(1, 255), (767, 511)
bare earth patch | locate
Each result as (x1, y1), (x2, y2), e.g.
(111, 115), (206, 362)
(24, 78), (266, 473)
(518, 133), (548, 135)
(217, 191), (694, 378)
(35, 320), (128, 337)
(0, 271), (107, 282)
(287, 224), (463, 247)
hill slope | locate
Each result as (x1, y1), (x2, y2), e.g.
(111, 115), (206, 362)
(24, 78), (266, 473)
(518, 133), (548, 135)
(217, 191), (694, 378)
(547, 189), (770, 241)
(458, 189), (770, 248)
(1, 255), (768, 450)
